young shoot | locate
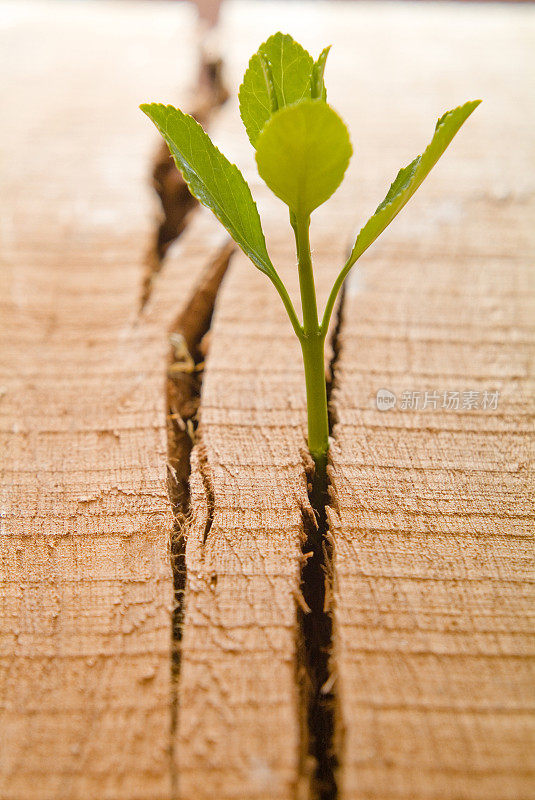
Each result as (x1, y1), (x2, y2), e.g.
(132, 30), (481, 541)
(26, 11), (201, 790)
(141, 33), (480, 496)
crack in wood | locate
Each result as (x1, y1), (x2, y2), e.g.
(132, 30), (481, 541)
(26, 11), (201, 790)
(165, 241), (234, 798)
(298, 287), (346, 800)
(140, 54), (229, 311)
(142, 33), (347, 798)
(196, 440), (216, 546)
(140, 55), (231, 794)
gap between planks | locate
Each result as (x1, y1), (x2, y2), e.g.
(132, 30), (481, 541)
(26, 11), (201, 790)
(155, 204), (346, 800)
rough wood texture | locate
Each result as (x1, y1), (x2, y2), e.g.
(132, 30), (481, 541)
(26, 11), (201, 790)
(177, 250), (310, 800)
(2, 2), (533, 799)
(0, 3), (215, 798)
(173, 103), (340, 800)
(326, 6), (535, 799)
(170, 7), (391, 794)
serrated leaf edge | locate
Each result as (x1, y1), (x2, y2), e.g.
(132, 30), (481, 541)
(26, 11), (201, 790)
(311, 45), (331, 100)
(238, 32), (316, 148)
(238, 52), (275, 147)
(352, 99), (481, 256)
(320, 99), (481, 333)
(140, 103), (274, 277)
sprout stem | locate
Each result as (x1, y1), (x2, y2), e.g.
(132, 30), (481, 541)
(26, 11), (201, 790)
(292, 212), (329, 494)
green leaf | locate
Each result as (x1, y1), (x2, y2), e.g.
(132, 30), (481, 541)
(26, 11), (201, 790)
(346, 99), (481, 269)
(260, 33), (314, 114)
(311, 46), (330, 100)
(238, 52), (276, 148)
(239, 32), (314, 147)
(140, 103), (275, 278)
(256, 99), (352, 217)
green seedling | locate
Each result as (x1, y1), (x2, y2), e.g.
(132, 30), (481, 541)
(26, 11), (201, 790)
(142, 32), (480, 496)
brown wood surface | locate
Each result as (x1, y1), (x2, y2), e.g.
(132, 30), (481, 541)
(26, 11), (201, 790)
(1, 2), (534, 799)
(168, 83), (348, 800)
(0, 3), (211, 798)
(170, 10), (359, 795)
(323, 6), (535, 800)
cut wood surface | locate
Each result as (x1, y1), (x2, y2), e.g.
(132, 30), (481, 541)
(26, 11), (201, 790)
(323, 7), (535, 800)
(1, 2), (534, 800)
(175, 4), (535, 798)
(0, 3), (219, 798)
(167, 9), (361, 796)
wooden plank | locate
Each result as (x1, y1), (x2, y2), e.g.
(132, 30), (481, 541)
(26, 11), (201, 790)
(176, 248), (310, 800)
(326, 5), (535, 799)
(0, 3), (213, 798)
(166, 3), (535, 795)
(2, 2), (533, 799)
(169, 8), (358, 795)
(169, 112), (326, 800)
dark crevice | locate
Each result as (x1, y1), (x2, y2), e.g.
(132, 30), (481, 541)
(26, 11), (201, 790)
(196, 440), (216, 545)
(140, 54), (229, 311)
(166, 241), (234, 798)
(142, 34), (349, 797)
(141, 59), (231, 794)
(298, 286), (346, 800)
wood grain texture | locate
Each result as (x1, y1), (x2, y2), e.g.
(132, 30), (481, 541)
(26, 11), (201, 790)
(170, 8), (360, 795)
(325, 5), (535, 799)
(176, 249), (310, 800)
(173, 117), (330, 800)
(0, 3), (216, 798)
(2, 2), (534, 799)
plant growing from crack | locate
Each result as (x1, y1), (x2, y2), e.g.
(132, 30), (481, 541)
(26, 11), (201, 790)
(142, 32), (480, 499)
